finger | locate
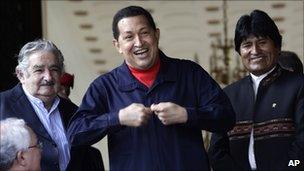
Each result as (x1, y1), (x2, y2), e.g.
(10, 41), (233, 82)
(151, 103), (165, 112)
(150, 103), (157, 111)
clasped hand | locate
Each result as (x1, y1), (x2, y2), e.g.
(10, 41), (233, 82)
(118, 102), (187, 127)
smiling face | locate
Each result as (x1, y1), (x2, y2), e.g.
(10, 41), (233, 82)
(18, 51), (62, 106)
(240, 35), (279, 76)
(113, 15), (160, 70)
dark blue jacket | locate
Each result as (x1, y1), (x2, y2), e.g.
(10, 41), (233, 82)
(68, 52), (235, 170)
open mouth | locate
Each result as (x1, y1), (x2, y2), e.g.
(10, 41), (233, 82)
(250, 56), (264, 62)
(134, 48), (148, 56)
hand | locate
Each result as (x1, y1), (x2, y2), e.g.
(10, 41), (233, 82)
(118, 103), (152, 127)
(151, 102), (187, 125)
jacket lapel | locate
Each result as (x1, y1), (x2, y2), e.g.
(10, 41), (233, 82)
(12, 84), (53, 141)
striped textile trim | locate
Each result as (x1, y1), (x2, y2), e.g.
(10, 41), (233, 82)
(228, 118), (295, 141)
(254, 118), (295, 140)
(228, 121), (253, 140)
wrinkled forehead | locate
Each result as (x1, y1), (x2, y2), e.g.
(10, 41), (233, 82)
(28, 51), (60, 66)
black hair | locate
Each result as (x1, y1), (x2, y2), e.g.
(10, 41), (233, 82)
(112, 6), (157, 40)
(234, 9), (282, 54)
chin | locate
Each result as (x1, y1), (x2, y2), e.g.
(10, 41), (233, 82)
(39, 91), (56, 97)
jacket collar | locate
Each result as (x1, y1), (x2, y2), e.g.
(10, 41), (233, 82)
(247, 64), (283, 87)
(117, 50), (177, 91)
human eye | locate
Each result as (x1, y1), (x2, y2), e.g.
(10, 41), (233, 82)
(140, 29), (150, 36)
(241, 42), (251, 48)
(34, 69), (43, 73)
(33, 66), (43, 73)
(142, 31), (149, 35)
(50, 66), (60, 72)
(258, 39), (267, 45)
(123, 35), (133, 40)
(52, 68), (59, 72)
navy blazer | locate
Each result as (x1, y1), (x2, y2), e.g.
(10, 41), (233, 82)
(68, 52), (235, 170)
(0, 83), (77, 171)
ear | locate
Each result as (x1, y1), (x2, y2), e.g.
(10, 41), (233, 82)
(16, 151), (27, 167)
(113, 39), (123, 54)
(16, 69), (26, 84)
(155, 28), (160, 42)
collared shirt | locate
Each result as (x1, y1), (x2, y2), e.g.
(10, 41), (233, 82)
(249, 67), (275, 170)
(23, 86), (70, 171)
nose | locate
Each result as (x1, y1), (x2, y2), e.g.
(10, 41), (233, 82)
(251, 43), (261, 55)
(134, 35), (143, 47)
(43, 69), (53, 81)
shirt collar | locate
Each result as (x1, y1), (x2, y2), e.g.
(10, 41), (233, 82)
(22, 85), (60, 113)
(117, 50), (177, 91)
(250, 67), (276, 84)
(250, 67), (275, 95)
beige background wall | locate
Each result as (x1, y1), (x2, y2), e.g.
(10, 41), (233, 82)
(43, 1), (303, 169)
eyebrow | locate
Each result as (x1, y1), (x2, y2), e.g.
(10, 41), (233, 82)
(121, 31), (133, 35)
(32, 65), (43, 69)
(121, 27), (149, 34)
(32, 64), (60, 69)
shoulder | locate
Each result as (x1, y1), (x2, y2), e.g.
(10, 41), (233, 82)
(90, 65), (122, 86)
(280, 69), (304, 83)
(0, 84), (23, 101)
(167, 56), (202, 69)
(163, 55), (208, 77)
(224, 76), (250, 94)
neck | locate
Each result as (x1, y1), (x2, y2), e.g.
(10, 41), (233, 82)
(38, 96), (56, 111)
(128, 57), (161, 88)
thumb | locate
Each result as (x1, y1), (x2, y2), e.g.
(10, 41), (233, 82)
(150, 103), (158, 112)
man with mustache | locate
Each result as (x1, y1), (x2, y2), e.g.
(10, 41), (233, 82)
(0, 39), (80, 171)
(208, 10), (304, 171)
(68, 6), (235, 170)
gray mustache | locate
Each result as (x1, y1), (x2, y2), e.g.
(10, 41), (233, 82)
(40, 81), (55, 86)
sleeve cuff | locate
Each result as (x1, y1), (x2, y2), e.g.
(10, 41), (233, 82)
(107, 111), (121, 127)
(185, 107), (197, 126)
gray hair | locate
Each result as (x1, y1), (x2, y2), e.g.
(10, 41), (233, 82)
(0, 118), (31, 170)
(15, 39), (65, 74)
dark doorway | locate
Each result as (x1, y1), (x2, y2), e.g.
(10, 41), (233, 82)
(0, 0), (42, 91)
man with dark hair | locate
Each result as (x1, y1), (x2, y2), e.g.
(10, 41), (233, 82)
(68, 5), (235, 170)
(278, 50), (303, 73)
(208, 10), (304, 171)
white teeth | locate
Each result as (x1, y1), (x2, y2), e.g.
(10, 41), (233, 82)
(134, 49), (148, 55)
